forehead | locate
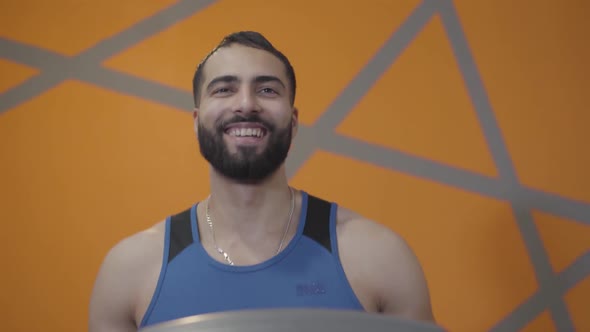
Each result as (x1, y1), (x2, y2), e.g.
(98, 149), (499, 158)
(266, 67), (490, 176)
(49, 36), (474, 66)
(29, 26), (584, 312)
(202, 44), (289, 85)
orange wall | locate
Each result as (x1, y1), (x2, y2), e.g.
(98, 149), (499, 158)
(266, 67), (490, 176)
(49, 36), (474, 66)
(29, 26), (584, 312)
(0, 1), (588, 332)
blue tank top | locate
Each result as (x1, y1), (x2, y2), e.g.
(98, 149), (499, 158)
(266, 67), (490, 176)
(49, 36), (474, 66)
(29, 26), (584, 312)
(140, 191), (365, 328)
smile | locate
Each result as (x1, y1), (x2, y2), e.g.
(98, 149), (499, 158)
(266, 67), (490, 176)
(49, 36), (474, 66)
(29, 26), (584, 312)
(227, 127), (265, 138)
(224, 123), (268, 139)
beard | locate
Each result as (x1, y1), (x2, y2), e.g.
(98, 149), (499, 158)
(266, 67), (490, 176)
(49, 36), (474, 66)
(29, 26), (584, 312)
(197, 113), (293, 183)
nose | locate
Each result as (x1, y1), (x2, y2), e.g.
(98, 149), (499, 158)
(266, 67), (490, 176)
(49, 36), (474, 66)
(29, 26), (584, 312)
(233, 88), (260, 114)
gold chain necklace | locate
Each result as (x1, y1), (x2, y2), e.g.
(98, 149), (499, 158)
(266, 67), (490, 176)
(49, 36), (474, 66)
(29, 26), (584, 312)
(205, 187), (295, 266)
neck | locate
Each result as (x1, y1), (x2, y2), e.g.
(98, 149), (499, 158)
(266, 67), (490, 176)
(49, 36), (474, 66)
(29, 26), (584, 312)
(206, 165), (294, 235)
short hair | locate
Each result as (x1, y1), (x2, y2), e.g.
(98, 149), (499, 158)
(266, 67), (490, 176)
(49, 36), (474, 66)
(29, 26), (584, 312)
(192, 31), (296, 107)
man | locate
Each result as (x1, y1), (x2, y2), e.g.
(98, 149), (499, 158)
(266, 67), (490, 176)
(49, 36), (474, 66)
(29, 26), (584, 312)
(89, 31), (436, 332)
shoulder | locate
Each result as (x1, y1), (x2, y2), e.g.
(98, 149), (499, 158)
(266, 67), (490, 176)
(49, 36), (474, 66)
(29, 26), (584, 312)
(334, 206), (412, 263)
(89, 220), (167, 331)
(335, 206), (436, 323)
(100, 220), (167, 275)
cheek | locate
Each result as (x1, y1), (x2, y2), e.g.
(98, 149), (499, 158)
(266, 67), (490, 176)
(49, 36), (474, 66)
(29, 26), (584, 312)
(198, 104), (225, 124)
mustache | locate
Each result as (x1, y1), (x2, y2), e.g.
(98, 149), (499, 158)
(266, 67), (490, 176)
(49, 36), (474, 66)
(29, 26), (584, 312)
(217, 114), (276, 132)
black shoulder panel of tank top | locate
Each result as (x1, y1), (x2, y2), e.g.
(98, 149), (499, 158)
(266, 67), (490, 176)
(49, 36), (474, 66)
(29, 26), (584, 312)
(168, 207), (194, 263)
(303, 195), (333, 253)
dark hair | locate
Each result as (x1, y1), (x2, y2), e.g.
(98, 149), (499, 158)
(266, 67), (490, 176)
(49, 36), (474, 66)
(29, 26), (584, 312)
(192, 31), (296, 107)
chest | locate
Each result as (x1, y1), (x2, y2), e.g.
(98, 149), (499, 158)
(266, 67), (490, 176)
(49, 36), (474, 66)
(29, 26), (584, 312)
(138, 240), (367, 327)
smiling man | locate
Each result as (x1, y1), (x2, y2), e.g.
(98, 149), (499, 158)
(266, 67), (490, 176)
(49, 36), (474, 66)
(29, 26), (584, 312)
(88, 31), (437, 332)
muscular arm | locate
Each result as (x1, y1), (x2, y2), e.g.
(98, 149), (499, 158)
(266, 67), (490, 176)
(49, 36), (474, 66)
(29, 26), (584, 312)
(338, 213), (435, 323)
(89, 226), (163, 332)
(372, 228), (435, 321)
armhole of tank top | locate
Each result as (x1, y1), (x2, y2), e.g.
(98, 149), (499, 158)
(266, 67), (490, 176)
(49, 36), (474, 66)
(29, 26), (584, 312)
(139, 216), (172, 328)
(329, 203), (366, 310)
(191, 203), (199, 244)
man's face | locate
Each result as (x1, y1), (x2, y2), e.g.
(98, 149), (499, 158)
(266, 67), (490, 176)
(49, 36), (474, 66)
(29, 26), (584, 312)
(194, 44), (297, 183)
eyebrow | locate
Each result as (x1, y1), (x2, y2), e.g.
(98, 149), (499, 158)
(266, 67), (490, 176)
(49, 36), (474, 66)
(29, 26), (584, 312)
(205, 75), (286, 92)
(206, 75), (239, 92)
(253, 75), (286, 88)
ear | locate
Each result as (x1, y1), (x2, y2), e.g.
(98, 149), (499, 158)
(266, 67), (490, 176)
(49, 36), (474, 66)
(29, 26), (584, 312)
(192, 108), (199, 136)
(291, 107), (299, 136)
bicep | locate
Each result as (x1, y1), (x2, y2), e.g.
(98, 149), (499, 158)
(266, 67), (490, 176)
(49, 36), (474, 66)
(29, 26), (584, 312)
(374, 231), (435, 322)
(88, 246), (138, 332)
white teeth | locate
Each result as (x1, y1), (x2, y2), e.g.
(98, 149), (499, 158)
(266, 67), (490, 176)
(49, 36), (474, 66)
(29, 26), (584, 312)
(229, 128), (264, 137)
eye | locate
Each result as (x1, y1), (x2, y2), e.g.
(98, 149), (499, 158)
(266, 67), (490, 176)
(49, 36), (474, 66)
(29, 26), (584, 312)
(213, 87), (231, 95)
(259, 87), (277, 95)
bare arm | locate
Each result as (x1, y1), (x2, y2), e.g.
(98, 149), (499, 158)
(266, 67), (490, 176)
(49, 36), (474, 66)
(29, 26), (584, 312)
(338, 213), (435, 323)
(89, 226), (163, 332)
(372, 227), (435, 321)
(89, 241), (137, 332)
